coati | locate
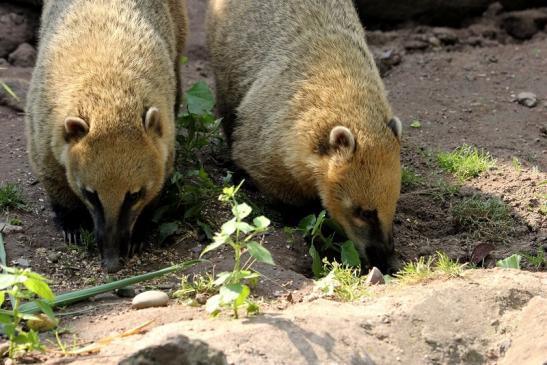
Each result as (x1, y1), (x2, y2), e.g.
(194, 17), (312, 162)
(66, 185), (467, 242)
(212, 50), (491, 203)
(26, 0), (187, 272)
(207, 0), (403, 272)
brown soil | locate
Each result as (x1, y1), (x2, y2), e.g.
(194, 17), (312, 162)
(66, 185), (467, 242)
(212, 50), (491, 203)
(0, 0), (545, 363)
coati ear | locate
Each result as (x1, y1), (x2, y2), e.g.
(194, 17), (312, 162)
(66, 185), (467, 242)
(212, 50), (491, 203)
(388, 116), (402, 140)
(144, 107), (162, 137)
(64, 117), (89, 142)
(329, 126), (355, 155)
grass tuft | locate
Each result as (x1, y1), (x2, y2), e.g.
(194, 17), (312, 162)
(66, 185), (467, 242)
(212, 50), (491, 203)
(316, 260), (368, 302)
(395, 252), (465, 284)
(437, 144), (495, 180)
(451, 195), (513, 241)
(0, 183), (26, 211)
(401, 166), (423, 189)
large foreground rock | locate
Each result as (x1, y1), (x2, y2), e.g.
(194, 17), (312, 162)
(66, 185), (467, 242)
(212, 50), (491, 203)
(52, 269), (546, 365)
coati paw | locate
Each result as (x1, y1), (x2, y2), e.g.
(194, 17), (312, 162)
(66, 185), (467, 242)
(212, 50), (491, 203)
(63, 230), (82, 245)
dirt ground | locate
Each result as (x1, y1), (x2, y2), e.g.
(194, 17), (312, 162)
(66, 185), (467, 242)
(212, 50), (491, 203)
(0, 0), (546, 363)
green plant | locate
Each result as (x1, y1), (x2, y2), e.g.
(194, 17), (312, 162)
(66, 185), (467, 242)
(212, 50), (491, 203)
(409, 120), (422, 129)
(0, 183), (25, 211)
(315, 259), (368, 302)
(0, 265), (56, 358)
(521, 247), (545, 269)
(8, 217), (22, 226)
(0, 75), (19, 102)
(173, 273), (217, 305)
(298, 211), (360, 277)
(431, 179), (461, 202)
(200, 183), (274, 318)
(401, 166), (423, 189)
(437, 144), (496, 180)
(451, 196), (513, 241)
(511, 157), (522, 173)
(395, 252), (465, 284)
(496, 254), (521, 270)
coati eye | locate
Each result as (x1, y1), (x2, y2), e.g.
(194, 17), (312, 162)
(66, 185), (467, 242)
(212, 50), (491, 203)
(127, 189), (145, 204)
(354, 208), (378, 223)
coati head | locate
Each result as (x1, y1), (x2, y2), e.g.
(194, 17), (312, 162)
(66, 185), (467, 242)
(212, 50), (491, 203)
(315, 117), (402, 273)
(60, 107), (169, 272)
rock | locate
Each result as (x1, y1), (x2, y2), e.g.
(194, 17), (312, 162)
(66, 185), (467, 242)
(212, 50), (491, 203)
(484, 2), (504, 18)
(0, 222), (23, 234)
(432, 27), (459, 45)
(0, 58), (8, 66)
(404, 39), (429, 51)
(0, 4), (39, 58)
(8, 42), (36, 67)
(48, 251), (61, 263)
(132, 290), (169, 309)
(116, 286), (137, 298)
(375, 49), (402, 76)
(13, 258), (30, 268)
(502, 9), (547, 40)
(365, 267), (385, 285)
(0, 77), (29, 112)
(119, 335), (228, 365)
(517, 92), (538, 108)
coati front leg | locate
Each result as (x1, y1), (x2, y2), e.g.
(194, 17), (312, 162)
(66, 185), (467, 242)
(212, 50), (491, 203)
(42, 173), (92, 245)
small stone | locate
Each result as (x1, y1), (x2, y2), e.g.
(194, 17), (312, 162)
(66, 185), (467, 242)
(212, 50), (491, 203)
(365, 267), (385, 285)
(195, 293), (208, 305)
(116, 286), (136, 298)
(404, 40), (429, 51)
(517, 92), (537, 108)
(132, 290), (169, 309)
(13, 258), (30, 268)
(432, 27), (459, 45)
(7, 42), (36, 67)
(48, 252), (61, 263)
(0, 342), (9, 356)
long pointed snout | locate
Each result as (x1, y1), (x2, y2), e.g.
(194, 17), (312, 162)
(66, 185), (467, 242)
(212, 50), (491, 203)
(95, 223), (131, 273)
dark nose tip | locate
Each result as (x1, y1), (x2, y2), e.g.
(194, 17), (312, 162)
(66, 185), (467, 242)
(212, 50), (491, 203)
(365, 245), (398, 274)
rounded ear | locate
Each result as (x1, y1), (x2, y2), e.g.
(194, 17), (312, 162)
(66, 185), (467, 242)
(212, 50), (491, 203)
(144, 107), (162, 137)
(64, 117), (89, 142)
(329, 126), (355, 154)
(388, 116), (402, 140)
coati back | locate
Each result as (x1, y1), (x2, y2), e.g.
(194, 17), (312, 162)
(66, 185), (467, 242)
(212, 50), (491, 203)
(207, 0), (402, 272)
(26, 0), (187, 272)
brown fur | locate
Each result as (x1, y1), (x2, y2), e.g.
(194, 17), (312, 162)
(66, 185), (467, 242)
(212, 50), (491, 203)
(207, 0), (402, 271)
(26, 0), (187, 272)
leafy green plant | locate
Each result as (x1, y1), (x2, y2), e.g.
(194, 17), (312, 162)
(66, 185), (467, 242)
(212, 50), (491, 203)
(431, 179), (461, 202)
(315, 259), (368, 302)
(451, 195), (513, 241)
(496, 254), (521, 269)
(401, 166), (423, 189)
(437, 144), (496, 180)
(298, 211), (360, 277)
(0, 183), (25, 211)
(200, 183), (274, 318)
(173, 273), (217, 306)
(0, 265), (56, 358)
(511, 157), (522, 173)
(521, 248), (545, 269)
(409, 120), (422, 129)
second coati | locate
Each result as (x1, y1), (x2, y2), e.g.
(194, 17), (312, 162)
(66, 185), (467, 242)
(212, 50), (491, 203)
(26, 0), (187, 272)
(207, 0), (402, 272)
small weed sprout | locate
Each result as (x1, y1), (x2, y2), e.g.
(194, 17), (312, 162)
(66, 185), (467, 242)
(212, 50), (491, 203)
(200, 183), (274, 318)
(401, 166), (423, 189)
(451, 196), (513, 241)
(316, 259), (368, 302)
(395, 252), (465, 284)
(511, 157), (522, 173)
(437, 144), (496, 180)
(432, 179), (461, 202)
(0, 264), (57, 359)
(521, 247), (545, 269)
(0, 183), (26, 211)
(173, 273), (217, 305)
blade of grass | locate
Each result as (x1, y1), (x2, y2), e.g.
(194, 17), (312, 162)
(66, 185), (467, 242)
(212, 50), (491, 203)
(0, 81), (20, 101)
(19, 259), (204, 314)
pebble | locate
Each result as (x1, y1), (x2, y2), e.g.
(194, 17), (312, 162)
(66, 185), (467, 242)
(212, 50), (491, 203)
(365, 267), (385, 285)
(13, 258), (30, 268)
(131, 290), (169, 309)
(517, 92), (537, 108)
(116, 286), (136, 298)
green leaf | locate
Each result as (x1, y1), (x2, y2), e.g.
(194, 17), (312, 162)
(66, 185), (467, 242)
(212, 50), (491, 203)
(298, 214), (316, 236)
(246, 301), (260, 315)
(23, 270), (49, 282)
(312, 211), (327, 236)
(496, 254), (522, 270)
(309, 244), (324, 278)
(159, 222), (179, 242)
(213, 272), (233, 286)
(0, 232), (6, 266)
(341, 241), (361, 268)
(410, 120), (422, 128)
(221, 218), (237, 236)
(200, 234), (228, 257)
(23, 278), (55, 301)
(205, 294), (221, 314)
(34, 300), (56, 321)
(185, 81), (214, 115)
(246, 241), (275, 265)
(0, 313), (12, 324)
(197, 220), (214, 240)
(219, 284), (243, 304)
(0, 273), (26, 290)
(253, 216), (271, 231)
(0, 291), (4, 307)
(235, 222), (253, 234)
(238, 270), (261, 281)
(232, 203), (252, 219)
(233, 284), (250, 307)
